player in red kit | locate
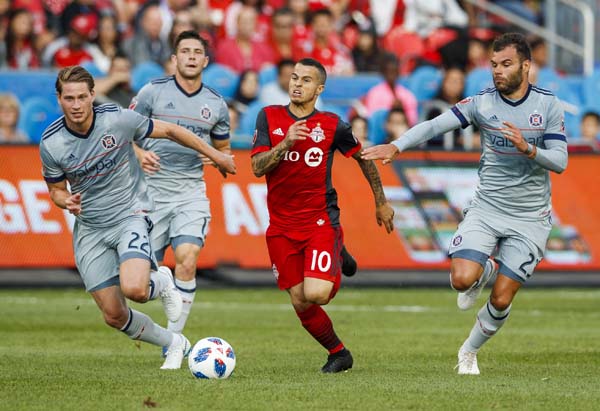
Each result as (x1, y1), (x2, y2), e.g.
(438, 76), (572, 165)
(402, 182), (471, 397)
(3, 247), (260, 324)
(250, 58), (395, 373)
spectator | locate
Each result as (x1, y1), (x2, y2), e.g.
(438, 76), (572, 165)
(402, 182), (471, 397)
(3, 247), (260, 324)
(363, 53), (418, 126)
(94, 13), (122, 73)
(301, 8), (354, 75)
(0, 93), (29, 144)
(42, 14), (104, 69)
(60, 0), (101, 37)
(466, 37), (490, 72)
(351, 115), (371, 147)
(383, 107), (409, 143)
(231, 69), (260, 115)
(259, 58), (296, 105)
(288, 0), (311, 46)
(269, 7), (297, 61)
(578, 111), (600, 150)
(5, 8), (41, 69)
(215, 6), (274, 73)
(167, 9), (197, 50)
(224, 0), (271, 41)
(351, 21), (384, 73)
(529, 36), (548, 69)
(421, 66), (465, 148)
(124, 3), (171, 66)
(362, 0), (405, 37)
(94, 53), (135, 108)
(403, 0), (468, 38)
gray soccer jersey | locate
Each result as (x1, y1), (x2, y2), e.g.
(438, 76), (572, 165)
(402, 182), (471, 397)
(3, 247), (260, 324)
(131, 76), (230, 200)
(40, 104), (154, 227)
(451, 85), (567, 220)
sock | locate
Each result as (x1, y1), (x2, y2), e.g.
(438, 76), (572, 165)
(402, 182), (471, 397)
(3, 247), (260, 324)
(148, 269), (172, 300)
(120, 308), (173, 347)
(167, 278), (197, 334)
(463, 299), (511, 352)
(296, 304), (344, 354)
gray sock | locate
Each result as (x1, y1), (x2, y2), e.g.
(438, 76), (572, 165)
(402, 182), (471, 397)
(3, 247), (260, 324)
(463, 300), (511, 352)
(120, 308), (173, 347)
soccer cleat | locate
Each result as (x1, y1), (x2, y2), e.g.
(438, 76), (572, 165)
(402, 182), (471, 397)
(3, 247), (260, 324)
(160, 334), (191, 370)
(341, 246), (357, 277)
(321, 349), (353, 373)
(157, 266), (183, 322)
(457, 259), (497, 311)
(455, 346), (480, 375)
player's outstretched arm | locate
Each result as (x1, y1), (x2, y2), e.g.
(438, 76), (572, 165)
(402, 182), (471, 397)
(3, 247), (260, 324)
(360, 144), (400, 165)
(151, 119), (236, 176)
(351, 151), (395, 233)
(46, 180), (82, 216)
(251, 120), (309, 177)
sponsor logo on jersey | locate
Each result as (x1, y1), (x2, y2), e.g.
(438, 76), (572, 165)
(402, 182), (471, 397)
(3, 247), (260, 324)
(529, 113), (543, 127)
(309, 123), (325, 143)
(101, 135), (117, 150)
(164, 102), (175, 109)
(305, 147), (323, 167)
(201, 105), (212, 120)
(272, 128), (284, 136)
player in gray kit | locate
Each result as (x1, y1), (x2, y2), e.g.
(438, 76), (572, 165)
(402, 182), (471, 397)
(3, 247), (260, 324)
(361, 33), (568, 375)
(130, 31), (231, 346)
(40, 66), (236, 370)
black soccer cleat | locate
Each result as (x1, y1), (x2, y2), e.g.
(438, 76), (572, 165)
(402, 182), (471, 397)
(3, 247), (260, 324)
(341, 245), (357, 277)
(321, 349), (353, 373)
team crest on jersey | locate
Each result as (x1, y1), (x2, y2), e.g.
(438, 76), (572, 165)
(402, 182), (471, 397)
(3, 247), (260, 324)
(201, 104), (212, 120)
(309, 123), (325, 143)
(529, 113), (543, 127)
(452, 235), (463, 247)
(458, 97), (472, 105)
(101, 134), (117, 150)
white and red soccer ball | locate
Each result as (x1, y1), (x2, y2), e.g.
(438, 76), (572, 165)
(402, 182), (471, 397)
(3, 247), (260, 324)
(188, 337), (236, 379)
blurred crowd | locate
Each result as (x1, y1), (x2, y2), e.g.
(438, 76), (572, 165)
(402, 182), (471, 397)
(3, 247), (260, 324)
(0, 0), (598, 151)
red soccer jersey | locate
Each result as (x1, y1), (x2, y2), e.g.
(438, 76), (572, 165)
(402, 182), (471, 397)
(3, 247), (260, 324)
(250, 105), (361, 233)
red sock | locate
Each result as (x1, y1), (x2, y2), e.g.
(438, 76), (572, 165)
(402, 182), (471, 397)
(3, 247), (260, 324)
(296, 304), (345, 354)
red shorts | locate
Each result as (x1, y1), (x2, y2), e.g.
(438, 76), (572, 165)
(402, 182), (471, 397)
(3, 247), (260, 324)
(266, 225), (344, 296)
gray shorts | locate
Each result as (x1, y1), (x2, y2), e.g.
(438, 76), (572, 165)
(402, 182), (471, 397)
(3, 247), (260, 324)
(149, 198), (211, 261)
(448, 206), (552, 283)
(73, 215), (157, 292)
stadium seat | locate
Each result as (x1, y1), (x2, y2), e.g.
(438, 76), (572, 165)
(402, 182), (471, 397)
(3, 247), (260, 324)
(320, 103), (348, 121)
(406, 66), (443, 102)
(238, 101), (266, 137)
(203, 63), (239, 99)
(17, 96), (63, 143)
(81, 61), (105, 78)
(582, 71), (600, 111)
(320, 74), (381, 104)
(0, 70), (57, 103)
(131, 61), (165, 93)
(368, 109), (389, 145)
(382, 28), (425, 75)
(258, 65), (277, 86)
(465, 68), (493, 97)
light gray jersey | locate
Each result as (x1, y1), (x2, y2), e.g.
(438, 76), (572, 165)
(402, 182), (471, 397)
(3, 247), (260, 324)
(131, 76), (230, 201)
(451, 85), (567, 220)
(40, 104), (153, 227)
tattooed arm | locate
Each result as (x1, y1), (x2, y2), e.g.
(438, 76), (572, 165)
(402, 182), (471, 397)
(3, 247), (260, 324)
(352, 151), (395, 233)
(251, 120), (310, 177)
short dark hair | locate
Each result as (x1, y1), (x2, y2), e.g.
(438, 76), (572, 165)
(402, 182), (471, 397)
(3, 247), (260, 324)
(173, 30), (209, 53)
(277, 58), (296, 74)
(55, 66), (95, 94)
(297, 58), (327, 84)
(582, 111), (600, 123)
(272, 7), (293, 20)
(310, 8), (333, 24)
(492, 32), (531, 62)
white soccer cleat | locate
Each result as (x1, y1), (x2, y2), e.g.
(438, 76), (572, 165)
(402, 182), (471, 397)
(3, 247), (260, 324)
(457, 259), (497, 311)
(157, 266), (183, 322)
(160, 334), (191, 370)
(456, 346), (480, 375)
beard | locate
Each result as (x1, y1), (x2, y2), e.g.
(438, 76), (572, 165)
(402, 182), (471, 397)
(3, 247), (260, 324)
(494, 65), (524, 95)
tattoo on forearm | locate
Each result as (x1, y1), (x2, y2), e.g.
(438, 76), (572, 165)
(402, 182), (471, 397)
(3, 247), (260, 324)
(252, 142), (290, 177)
(357, 157), (387, 206)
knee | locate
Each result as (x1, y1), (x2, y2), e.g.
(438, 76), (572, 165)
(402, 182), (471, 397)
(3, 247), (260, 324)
(176, 259), (197, 280)
(121, 283), (149, 303)
(450, 272), (472, 292)
(303, 289), (330, 306)
(103, 309), (129, 329)
(489, 294), (512, 311)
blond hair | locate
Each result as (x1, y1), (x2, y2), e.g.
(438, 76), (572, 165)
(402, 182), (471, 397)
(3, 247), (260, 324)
(55, 66), (95, 95)
(0, 93), (20, 114)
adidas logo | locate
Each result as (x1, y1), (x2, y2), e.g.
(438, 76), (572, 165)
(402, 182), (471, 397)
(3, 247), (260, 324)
(165, 102), (175, 109)
(67, 154), (77, 162)
(489, 114), (499, 121)
(273, 128), (284, 136)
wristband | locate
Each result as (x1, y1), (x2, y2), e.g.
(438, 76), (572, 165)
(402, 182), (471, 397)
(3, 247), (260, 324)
(524, 143), (533, 155)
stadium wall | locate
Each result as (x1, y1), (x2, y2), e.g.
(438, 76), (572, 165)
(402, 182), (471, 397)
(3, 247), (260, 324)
(1, 147), (599, 271)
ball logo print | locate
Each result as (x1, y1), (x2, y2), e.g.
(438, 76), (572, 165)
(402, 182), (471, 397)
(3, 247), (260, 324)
(305, 147), (323, 167)
(188, 337), (236, 379)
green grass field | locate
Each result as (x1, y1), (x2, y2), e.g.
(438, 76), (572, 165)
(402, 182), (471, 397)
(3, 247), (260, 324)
(1, 287), (599, 410)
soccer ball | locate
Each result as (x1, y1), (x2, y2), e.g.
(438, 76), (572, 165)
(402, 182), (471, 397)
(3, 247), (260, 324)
(188, 337), (236, 379)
